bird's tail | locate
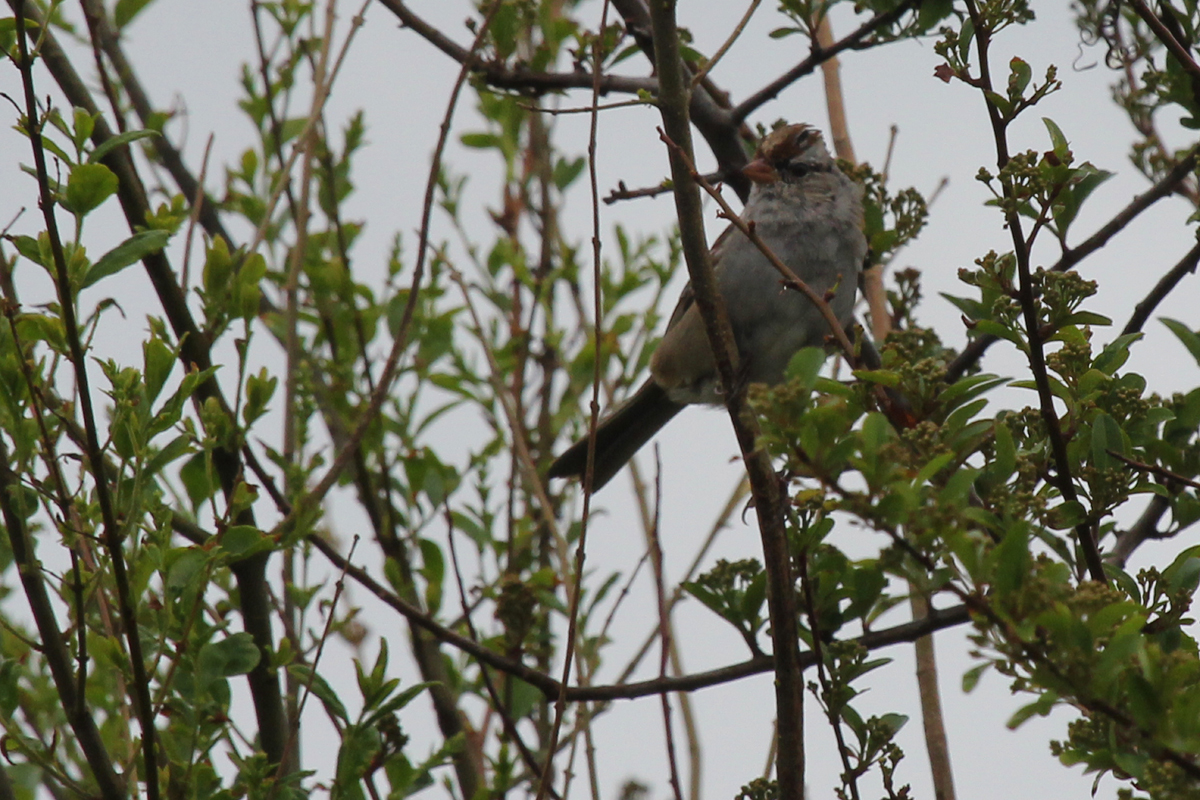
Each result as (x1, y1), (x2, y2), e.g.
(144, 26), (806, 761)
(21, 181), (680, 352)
(547, 381), (684, 491)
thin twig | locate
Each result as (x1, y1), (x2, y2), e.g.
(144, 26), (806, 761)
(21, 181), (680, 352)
(536, 5), (612, 796)
(732, 0), (919, 124)
(1108, 450), (1200, 492)
(306, 524), (972, 700)
(444, 513), (560, 799)
(689, 0), (761, 88)
(649, 454), (685, 800)
(180, 134), (214, 289)
(799, 542), (858, 800)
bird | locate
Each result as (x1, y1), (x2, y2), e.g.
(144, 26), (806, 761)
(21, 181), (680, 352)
(548, 123), (866, 491)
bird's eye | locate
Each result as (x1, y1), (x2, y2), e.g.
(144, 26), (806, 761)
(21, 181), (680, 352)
(783, 162), (810, 178)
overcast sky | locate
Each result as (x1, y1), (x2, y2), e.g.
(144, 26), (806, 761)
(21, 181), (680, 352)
(2, 2), (1198, 798)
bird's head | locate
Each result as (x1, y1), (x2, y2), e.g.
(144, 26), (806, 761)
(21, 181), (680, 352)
(741, 123), (833, 186)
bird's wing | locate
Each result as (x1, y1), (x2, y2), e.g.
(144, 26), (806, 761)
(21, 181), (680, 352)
(661, 222), (738, 331)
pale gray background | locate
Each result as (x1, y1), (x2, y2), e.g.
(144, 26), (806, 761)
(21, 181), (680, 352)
(2, 1), (1197, 798)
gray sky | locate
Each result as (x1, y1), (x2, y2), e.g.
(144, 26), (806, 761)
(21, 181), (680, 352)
(2, 1), (1198, 798)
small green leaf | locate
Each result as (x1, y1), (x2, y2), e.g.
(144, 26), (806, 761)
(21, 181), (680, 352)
(1046, 500), (1087, 530)
(852, 368), (901, 387)
(89, 129), (159, 164)
(786, 347), (826, 388)
(1009, 57), (1032, 100)
(83, 229), (170, 288)
(1163, 318), (1200, 366)
(72, 107), (95, 152)
(962, 662), (989, 693)
(220, 525), (273, 559)
(1043, 117), (1069, 158)
(994, 524), (1030, 596)
(1007, 692), (1057, 729)
(990, 419), (1016, 482)
(143, 336), (174, 403)
(63, 162), (118, 215)
(198, 632), (261, 679)
(114, 0), (155, 27)
(1091, 412), (1126, 470)
(460, 132), (499, 149)
(553, 156), (585, 191)
(289, 664), (350, 723)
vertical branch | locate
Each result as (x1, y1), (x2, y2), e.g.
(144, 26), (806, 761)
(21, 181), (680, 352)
(962, 0), (1107, 584)
(535, 3), (612, 796)
(649, 455), (685, 800)
(797, 549), (859, 800)
(12, 7), (160, 799)
(644, 2), (806, 797)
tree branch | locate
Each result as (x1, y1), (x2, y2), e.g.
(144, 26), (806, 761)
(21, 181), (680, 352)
(0, 442), (124, 800)
(731, 0), (919, 124)
(645, 4), (807, 796)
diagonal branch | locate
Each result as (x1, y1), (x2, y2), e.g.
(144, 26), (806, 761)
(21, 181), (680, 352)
(732, 0), (920, 124)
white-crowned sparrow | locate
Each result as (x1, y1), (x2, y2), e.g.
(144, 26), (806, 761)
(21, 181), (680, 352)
(549, 123), (866, 490)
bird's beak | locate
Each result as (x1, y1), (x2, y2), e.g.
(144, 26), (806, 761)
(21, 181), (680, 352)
(741, 158), (779, 184)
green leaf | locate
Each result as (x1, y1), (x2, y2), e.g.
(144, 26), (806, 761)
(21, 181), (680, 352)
(962, 662), (989, 693)
(1042, 117), (1069, 158)
(82, 229), (170, 288)
(72, 107), (95, 152)
(289, 664), (350, 723)
(1090, 412), (1126, 470)
(144, 434), (192, 479)
(1007, 691), (1057, 729)
(89, 129), (159, 164)
(143, 336), (174, 403)
(914, 452), (954, 486)
(198, 632), (261, 681)
(994, 524), (1030, 596)
(1063, 311), (1112, 327)
(1046, 500), (1087, 530)
(220, 525), (273, 559)
(362, 681), (439, 728)
(786, 347), (826, 388)
(1163, 318), (1200, 366)
(1009, 57), (1032, 99)
(958, 18), (975, 63)
(989, 419), (1016, 482)
(114, 0), (155, 28)
(63, 162), (118, 215)
(1093, 333), (1142, 375)
(460, 132), (499, 149)
(860, 411), (892, 456)
(852, 368), (901, 387)
(553, 156), (585, 191)
(916, 0), (954, 32)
